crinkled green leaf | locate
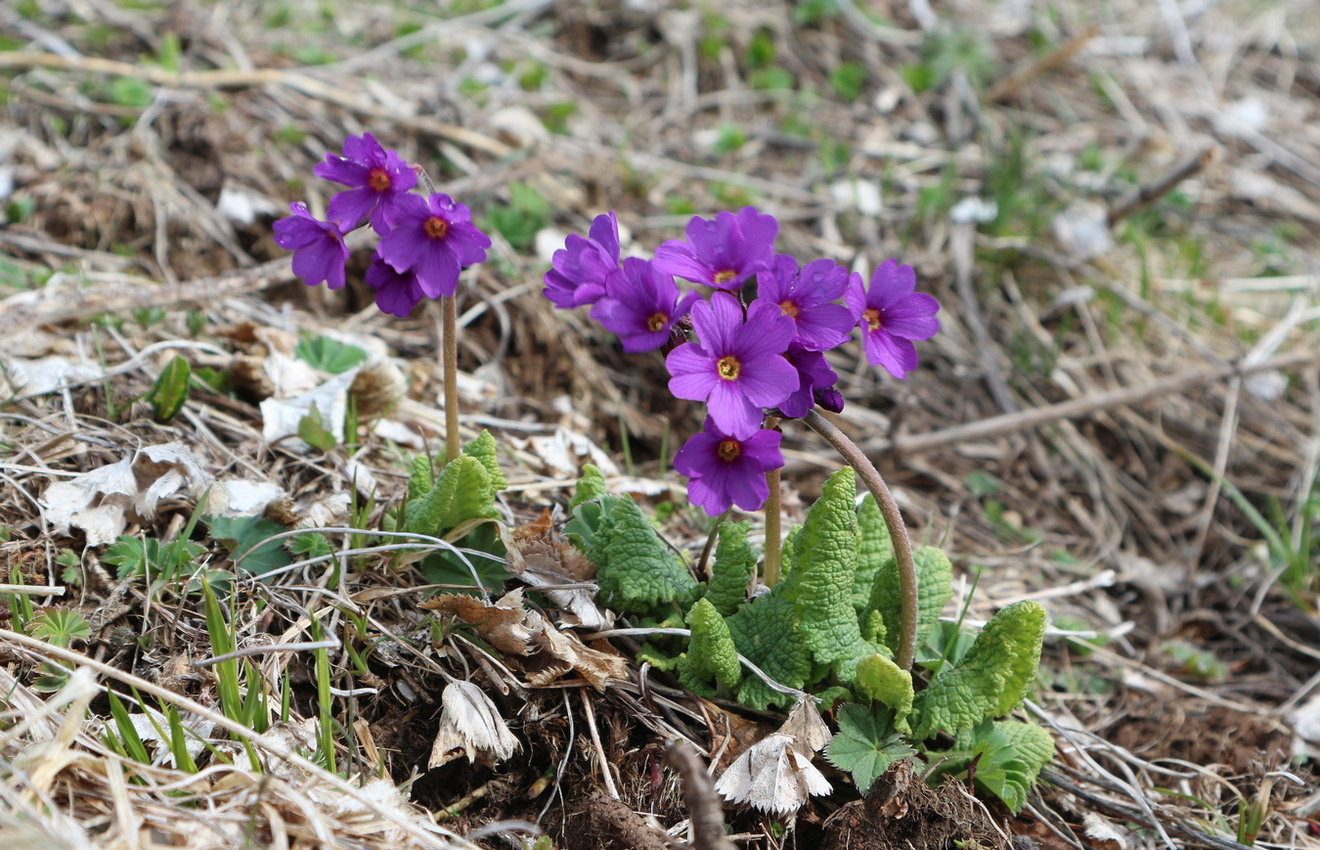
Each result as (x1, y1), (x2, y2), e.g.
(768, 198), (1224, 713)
(570, 464), (607, 509)
(826, 704), (914, 794)
(403, 456), (497, 536)
(853, 494), (892, 611)
(913, 600), (1046, 739)
(866, 546), (954, 658)
(677, 598), (741, 697)
(780, 467), (861, 667)
(408, 455), (434, 499)
(568, 495), (697, 615)
(727, 593), (811, 712)
(461, 430), (508, 493)
(854, 654), (914, 733)
(707, 520), (755, 617)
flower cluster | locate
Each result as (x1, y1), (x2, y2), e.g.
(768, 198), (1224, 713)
(544, 207), (941, 515)
(273, 133), (491, 316)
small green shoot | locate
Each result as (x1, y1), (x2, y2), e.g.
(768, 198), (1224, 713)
(149, 354), (192, 423)
(294, 335), (368, 374)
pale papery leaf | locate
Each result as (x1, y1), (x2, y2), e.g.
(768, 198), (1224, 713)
(429, 681), (519, 768)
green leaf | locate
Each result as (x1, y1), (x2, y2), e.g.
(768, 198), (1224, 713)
(853, 494), (892, 612)
(403, 456), (497, 537)
(461, 430), (508, 492)
(780, 467), (862, 667)
(570, 464), (607, 509)
(207, 515), (293, 578)
(726, 593), (811, 712)
(297, 403), (337, 451)
(913, 600), (1046, 739)
(28, 608), (90, 648)
(707, 520), (755, 617)
(866, 546), (954, 657)
(103, 536), (150, 579)
(925, 719), (1053, 812)
(826, 704), (915, 794)
(854, 654), (914, 733)
(420, 523), (510, 594)
(149, 355), (191, 423)
(294, 334), (367, 374)
(677, 598), (742, 697)
(567, 495), (697, 615)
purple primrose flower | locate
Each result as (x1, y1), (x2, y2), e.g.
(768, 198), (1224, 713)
(845, 259), (941, 379)
(757, 255), (854, 351)
(365, 255), (427, 317)
(590, 258), (700, 353)
(778, 343), (842, 419)
(273, 202), (351, 289)
(544, 211), (621, 309)
(315, 133), (418, 232)
(653, 206), (778, 290)
(666, 292), (798, 438)
(673, 419), (785, 515)
(378, 193), (491, 298)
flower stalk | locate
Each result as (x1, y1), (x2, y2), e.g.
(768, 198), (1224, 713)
(803, 409), (918, 671)
(762, 416), (783, 587)
(441, 294), (460, 464)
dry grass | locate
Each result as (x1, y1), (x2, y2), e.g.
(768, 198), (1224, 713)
(1, 0), (1319, 847)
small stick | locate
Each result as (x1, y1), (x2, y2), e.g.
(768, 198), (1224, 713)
(0, 584), (65, 596)
(986, 25), (1100, 102)
(666, 740), (737, 850)
(1108, 146), (1219, 227)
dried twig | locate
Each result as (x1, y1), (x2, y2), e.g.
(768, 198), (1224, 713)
(666, 740), (736, 850)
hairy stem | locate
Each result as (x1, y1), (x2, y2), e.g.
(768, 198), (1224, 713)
(441, 294), (460, 464)
(762, 416), (783, 586)
(803, 409), (917, 671)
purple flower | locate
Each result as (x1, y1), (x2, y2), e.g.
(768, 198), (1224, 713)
(378, 193), (491, 298)
(589, 258), (700, 353)
(314, 133), (418, 232)
(674, 419), (784, 515)
(666, 292), (799, 438)
(365, 254), (426, 317)
(756, 255), (854, 351)
(652, 207), (778, 290)
(845, 260), (940, 379)
(273, 202), (351, 289)
(778, 344), (842, 418)
(544, 212), (621, 309)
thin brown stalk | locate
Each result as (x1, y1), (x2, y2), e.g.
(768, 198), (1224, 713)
(762, 415), (783, 586)
(442, 294), (460, 464)
(803, 410), (918, 671)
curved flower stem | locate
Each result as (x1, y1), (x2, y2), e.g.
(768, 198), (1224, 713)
(803, 409), (918, 671)
(762, 415), (782, 587)
(441, 294), (460, 464)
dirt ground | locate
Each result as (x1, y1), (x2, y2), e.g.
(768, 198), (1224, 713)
(1, 1), (1319, 848)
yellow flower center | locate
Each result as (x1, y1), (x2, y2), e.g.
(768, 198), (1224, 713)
(424, 216), (449, 239)
(716, 355), (741, 381)
(713, 269), (737, 286)
(779, 299), (799, 319)
(368, 167), (392, 193)
(863, 307), (883, 331)
(717, 439), (742, 462)
(646, 311), (668, 332)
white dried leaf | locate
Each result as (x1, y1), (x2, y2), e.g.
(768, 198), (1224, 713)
(1083, 812), (1131, 850)
(1053, 201), (1113, 261)
(524, 427), (619, 479)
(208, 479), (286, 517)
(259, 369), (359, 452)
(950, 196), (998, 224)
(3, 354), (105, 397)
(715, 732), (832, 815)
(829, 179), (884, 216)
(40, 445), (210, 543)
(779, 696), (832, 755)
(429, 681), (519, 768)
